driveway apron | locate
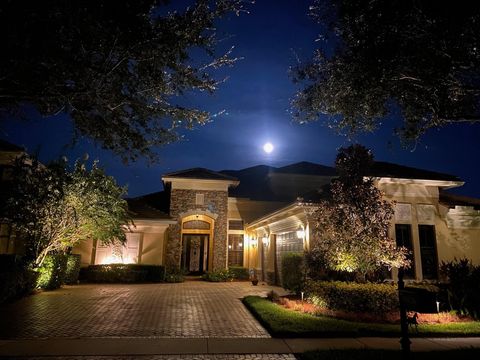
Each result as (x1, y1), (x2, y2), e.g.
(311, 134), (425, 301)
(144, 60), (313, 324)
(0, 282), (286, 339)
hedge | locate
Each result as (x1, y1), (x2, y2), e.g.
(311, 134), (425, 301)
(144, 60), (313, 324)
(36, 254), (69, 290)
(80, 264), (166, 283)
(202, 269), (233, 282)
(306, 280), (399, 315)
(281, 253), (304, 294)
(229, 266), (249, 280)
(0, 255), (38, 304)
(64, 254), (82, 284)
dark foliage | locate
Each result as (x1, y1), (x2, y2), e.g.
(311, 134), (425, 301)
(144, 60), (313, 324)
(293, 0), (480, 144)
(281, 252), (305, 294)
(202, 269), (233, 282)
(164, 267), (185, 283)
(228, 266), (249, 280)
(80, 264), (166, 283)
(0, 255), (38, 304)
(440, 258), (480, 319)
(305, 280), (399, 316)
(0, 0), (249, 162)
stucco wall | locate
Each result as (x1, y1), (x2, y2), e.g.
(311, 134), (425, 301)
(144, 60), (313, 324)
(436, 205), (480, 265)
(379, 181), (480, 278)
(72, 238), (95, 267)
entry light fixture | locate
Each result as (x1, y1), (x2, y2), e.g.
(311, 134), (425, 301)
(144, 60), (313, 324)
(262, 236), (269, 247)
(249, 237), (258, 248)
(296, 226), (305, 239)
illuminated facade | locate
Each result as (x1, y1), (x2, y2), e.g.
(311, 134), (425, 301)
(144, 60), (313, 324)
(73, 161), (480, 282)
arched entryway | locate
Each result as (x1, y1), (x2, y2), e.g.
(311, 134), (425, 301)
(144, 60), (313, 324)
(181, 214), (214, 274)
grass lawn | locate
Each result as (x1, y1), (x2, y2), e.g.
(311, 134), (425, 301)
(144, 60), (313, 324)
(299, 349), (480, 360)
(243, 296), (480, 338)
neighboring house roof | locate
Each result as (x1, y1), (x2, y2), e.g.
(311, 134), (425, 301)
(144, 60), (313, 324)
(126, 191), (172, 220)
(439, 191), (480, 210)
(0, 139), (24, 153)
(368, 161), (461, 182)
(163, 167), (238, 182)
(273, 161), (336, 176)
(221, 165), (278, 201)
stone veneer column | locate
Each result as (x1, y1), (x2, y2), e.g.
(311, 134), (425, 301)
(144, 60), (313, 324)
(166, 189), (228, 271)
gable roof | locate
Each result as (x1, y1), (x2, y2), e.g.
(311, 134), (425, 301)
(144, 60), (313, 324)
(439, 191), (480, 210)
(368, 161), (461, 182)
(274, 161), (336, 176)
(126, 191), (172, 220)
(163, 167), (238, 182)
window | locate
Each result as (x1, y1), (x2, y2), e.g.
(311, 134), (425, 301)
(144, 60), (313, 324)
(183, 220), (210, 230)
(228, 220), (244, 230)
(228, 234), (244, 266)
(395, 224), (415, 279)
(418, 225), (438, 279)
(195, 193), (204, 205)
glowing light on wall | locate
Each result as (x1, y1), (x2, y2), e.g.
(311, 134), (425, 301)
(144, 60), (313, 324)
(262, 236), (269, 247)
(296, 227), (305, 239)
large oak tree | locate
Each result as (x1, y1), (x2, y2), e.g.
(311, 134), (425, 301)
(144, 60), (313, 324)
(292, 0), (480, 144)
(0, 0), (248, 162)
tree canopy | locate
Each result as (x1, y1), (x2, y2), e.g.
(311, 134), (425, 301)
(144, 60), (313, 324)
(0, 0), (248, 162)
(292, 0), (480, 144)
(4, 156), (130, 268)
(307, 145), (409, 281)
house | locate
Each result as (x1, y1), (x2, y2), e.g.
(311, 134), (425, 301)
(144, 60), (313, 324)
(72, 161), (480, 282)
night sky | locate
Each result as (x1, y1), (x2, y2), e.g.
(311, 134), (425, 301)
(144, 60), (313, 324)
(1, 0), (479, 198)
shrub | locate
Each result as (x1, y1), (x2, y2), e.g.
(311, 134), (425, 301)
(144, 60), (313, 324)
(80, 264), (166, 283)
(440, 258), (480, 319)
(36, 254), (68, 290)
(281, 252), (305, 294)
(0, 255), (38, 304)
(306, 280), (399, 315)
(64, 254), (82, 285)
(202, 269), (233, 282)
(164, 268), (185, 283)
(228, 266), (249, 280)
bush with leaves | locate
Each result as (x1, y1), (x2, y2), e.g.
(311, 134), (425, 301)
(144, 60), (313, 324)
(0, 255), (38, 304)
(306, 280), (399, 316)
(36, 254), (68, 290)
(281, 253), (305, 294)
(4, 155), (130, 269)
(164, 268), (186, 283)
(202, 269), (233, 282)
(228, 266), (249, 280)
(80, 264), (165, 283)
(64, 254), (82, 285)
(440, 258), (480, 319)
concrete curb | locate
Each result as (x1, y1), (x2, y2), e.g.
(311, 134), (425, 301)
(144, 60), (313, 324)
(0, 337), (479, 357)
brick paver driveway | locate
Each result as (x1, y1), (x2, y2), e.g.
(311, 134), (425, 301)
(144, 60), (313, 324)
(0, 281), (287, 339)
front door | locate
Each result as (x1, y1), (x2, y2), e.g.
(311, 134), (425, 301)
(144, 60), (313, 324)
(181, 234), (209, 274)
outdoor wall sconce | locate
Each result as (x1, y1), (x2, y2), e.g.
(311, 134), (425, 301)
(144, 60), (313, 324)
(262, 236), (269, 247)
(249, 237), (258, 248)
(296, 226), (305, 239)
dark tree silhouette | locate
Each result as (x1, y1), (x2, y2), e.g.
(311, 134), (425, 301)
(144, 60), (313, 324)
(293, 0), (480, 144)
(0, 0), (249, 161)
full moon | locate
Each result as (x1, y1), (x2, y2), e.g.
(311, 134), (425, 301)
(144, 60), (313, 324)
(263, 142), (274, 154)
